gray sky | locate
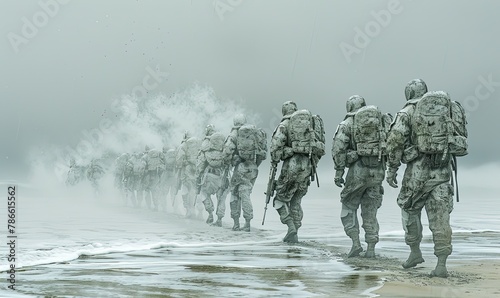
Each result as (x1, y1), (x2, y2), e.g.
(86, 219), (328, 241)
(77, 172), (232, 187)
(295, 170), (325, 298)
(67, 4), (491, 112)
(1, 0), (499, 179)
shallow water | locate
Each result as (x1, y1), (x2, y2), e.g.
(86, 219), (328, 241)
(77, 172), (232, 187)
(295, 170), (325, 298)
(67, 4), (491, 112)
(1, 177), (499, 297)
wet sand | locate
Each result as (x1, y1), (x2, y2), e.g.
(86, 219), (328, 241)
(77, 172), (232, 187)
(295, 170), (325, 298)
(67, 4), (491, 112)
(335, 252), (500, 298)
(371, 259), (500, 298)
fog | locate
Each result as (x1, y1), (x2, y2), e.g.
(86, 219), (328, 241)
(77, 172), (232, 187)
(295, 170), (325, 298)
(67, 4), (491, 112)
(1, 0), (499, 182)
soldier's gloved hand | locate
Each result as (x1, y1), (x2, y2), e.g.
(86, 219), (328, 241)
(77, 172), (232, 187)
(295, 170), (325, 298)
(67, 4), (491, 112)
(334, 169), (344, 188)
(386, 167), (398, 188)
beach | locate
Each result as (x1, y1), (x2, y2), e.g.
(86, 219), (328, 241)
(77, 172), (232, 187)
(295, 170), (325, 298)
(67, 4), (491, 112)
(1, 167), (499, 297)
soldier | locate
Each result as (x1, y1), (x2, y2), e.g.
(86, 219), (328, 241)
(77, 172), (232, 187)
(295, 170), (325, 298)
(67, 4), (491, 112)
(270, 101), (325, 242)
(332, 95), (392, 258)
(224, 114), (267, 232)
(176, 131), (202, 218)
(125, 152), (146, 207)
(114, 153), (130, 205)
(86, 158), (105, 198)
(159, 146), (177, 211)
(386, 79), (468, 277)
(66, 158), (85, 186)
(196, 125), (230, 226)
(142, 147), (166, 211)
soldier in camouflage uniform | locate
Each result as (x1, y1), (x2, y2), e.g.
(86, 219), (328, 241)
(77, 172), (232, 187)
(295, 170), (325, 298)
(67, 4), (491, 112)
(271, 101), (324, 243)
(86, 158), (105, 198)
(159, 146), (177, 211)
(224, 114), (267, 232)
(114, 153), (130, 205)
(332, 95), (391, 258)
(386, 79), (467, 277)
(66, 158), (85, 186)
(197, 125), (230, 226)
(142, 147), (166, 211)
(124, 152), (146, 207)
(176, 131), (202, 218)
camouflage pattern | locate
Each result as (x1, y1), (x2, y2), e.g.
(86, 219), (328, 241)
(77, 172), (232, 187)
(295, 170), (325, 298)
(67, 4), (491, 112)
(197, 131), (230, 223)
(176, 136), (202, 217)
(387, 79), (456, 277)
(387, 102), (453, 256)
(159, 148), (177, 211)
(114, 153), (130, 203)
(86, 159), (105, 197)
(66, 159), (86, 186)
(142, 148), (166, 210)
(271, 102), (319, 241)
(224, 115), (266, 230)
(332, 108), (384, 247)
(124, 152), (146, 207)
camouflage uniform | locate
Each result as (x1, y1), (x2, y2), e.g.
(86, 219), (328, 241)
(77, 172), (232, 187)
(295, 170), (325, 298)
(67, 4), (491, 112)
(66, 158), (85, 186)
(114, 153), (130, 204)
(197, 127), (230, 226)
(142, 148), (166, 211)
(271, 101), (321, 242)
(176, 133), (202, 218)
(86, 159), (105, 198)
(386, 79), (458, 277)
(159, 147), (177, 211)
(124, 152), (146, 207)
(224, 114), (266, 232)
(332, 95), (387, 258)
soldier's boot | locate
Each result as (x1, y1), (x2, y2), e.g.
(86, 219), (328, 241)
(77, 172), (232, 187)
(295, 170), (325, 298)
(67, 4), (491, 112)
(347, 235), (363, 258)
(206, 212), (214, 224)
(283, 220), (297, 243)
(211, 216), (222, 227)
(364, 243), (376, 258)
(430, 255), (448, 278)
(241, 219), (251, 232)
(402, 244), (425, 268)
(232, 217), (240, 231)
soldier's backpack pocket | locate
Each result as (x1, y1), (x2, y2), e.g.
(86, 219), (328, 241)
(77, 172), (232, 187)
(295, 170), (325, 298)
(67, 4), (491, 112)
(346, 150), (359, 166)
(449, 135), (468, 156)
(402, 145), (419, 164)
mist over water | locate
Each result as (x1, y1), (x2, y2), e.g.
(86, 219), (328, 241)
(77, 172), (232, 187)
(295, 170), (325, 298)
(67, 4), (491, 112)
(26, 84), (260, 191)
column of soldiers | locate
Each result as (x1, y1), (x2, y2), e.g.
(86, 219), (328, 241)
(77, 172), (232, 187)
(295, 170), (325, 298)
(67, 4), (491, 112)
(66, 157), (105, 198)
(332, 79), (468, 278)
(108, 114), (269, 233)
(71, 78), (468, 278)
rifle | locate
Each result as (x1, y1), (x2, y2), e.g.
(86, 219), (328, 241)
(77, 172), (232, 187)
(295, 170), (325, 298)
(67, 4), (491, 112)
(310, 154), (320, 187)
(262, 163), (278, 225)
(451, 155), (460, 202)
(221, 165), (230, 191)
